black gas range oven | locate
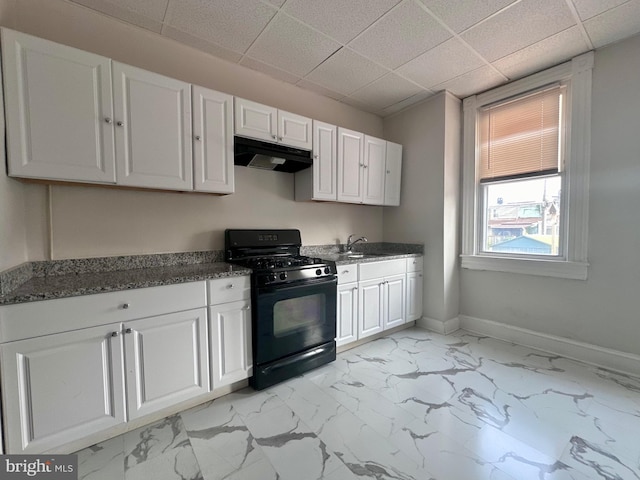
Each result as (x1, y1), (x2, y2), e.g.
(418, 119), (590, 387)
(225, 229), (337, 390)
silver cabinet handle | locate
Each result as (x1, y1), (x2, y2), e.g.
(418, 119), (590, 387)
(242, 305), (251, 311)
(122, 303), (129, 309)
(111, 331), (119, 337)
(342, 270), (350, 274)
(352, 287), (358, 292)
(271, 134), (277, 140)
(419, 274), (423, 277)
(314, 154), (319, 159)
(413, 260), (417, 264)
(116, 121), (124, 127)
(125, 328), (132, 334)
(278, 136), (283, 141)
(359, 163), (364, 167)
(105, 117), (113, 124)
(226, 284), (234, 289)
(387, 170), (391, 174)
(195, 135), (201, 141)
(364, 165), (368, 169)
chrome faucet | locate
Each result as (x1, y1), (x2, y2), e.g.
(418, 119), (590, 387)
(346, 234), (367, 252)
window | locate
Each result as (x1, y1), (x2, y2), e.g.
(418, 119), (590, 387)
(461, 53), (593, 280)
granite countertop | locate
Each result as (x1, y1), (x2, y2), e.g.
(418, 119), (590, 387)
(0, 262), (251, 306)
(0, 244), (423, 306)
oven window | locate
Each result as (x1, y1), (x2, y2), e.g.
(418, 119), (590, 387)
(273, 293), (326, 337)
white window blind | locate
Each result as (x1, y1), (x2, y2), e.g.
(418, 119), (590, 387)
(479, 85), (564, 182)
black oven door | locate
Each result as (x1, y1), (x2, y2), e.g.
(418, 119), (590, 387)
(253, 277), (337, 366)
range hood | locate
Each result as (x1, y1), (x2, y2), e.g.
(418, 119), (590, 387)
(234, 136), (312, 173)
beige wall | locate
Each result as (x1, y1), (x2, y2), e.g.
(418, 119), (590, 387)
(382, 92), (461, 324)
(459, 34), (640, 356)
(0, 0), (385, 262)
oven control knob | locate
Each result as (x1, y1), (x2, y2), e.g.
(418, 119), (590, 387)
(268, 273), (277, 282)
(324, 267), (331, 274)
(316, 269), (322, 275)
(279, 272), (287, 281)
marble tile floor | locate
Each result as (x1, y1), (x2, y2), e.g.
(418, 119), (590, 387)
(75, 327), (640, 480)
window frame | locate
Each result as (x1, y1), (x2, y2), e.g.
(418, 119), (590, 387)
(461, 52), (593, 280)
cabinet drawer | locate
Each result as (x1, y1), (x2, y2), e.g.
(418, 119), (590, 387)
(337, 264), (358, 284)
(0, 282), (207, 343)
(406, 256), (423, 272)
(359, 259), (405, 281)
(207, 276), (250, 305)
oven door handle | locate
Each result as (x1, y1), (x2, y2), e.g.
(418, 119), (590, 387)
(257, 276), (337, 294)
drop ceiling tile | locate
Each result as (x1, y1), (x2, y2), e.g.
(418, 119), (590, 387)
(433, 65), (505, 98)
(419, 0), (517, 33)
(584, 0), (640, 48)
(571, 0), (629, 20)
(164, 0), (277, 53)
(382, 90), (435, 116)
(349, 73), (423, 109)
(161, 25), (243, 62)
(461, 0), (576, 62)
(304, 48), (388, 96)
(246, 14), (341, 77)
(71, 0), (167, 32)
(397, 37), (485, 89)
(339, 96), (381, 115)
(493, 26), (589, 79)
(349, 0), (451, 69)
(240, 56), (302, 84)
(264, 0), (286, 6)
(295, 79), (345, 101)
(283, 0), (401, 44)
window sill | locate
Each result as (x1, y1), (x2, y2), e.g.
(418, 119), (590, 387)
(460, 255), (588, 280)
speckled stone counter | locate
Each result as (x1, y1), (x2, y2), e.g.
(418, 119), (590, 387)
(0, 243), (423, 306)
(0, 251), (250, 306)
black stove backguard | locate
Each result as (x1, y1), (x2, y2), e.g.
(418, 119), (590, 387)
(225, 229), (337, 390)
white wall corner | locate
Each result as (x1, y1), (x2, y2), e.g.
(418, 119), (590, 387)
(417, 316), (461, 335)
(459, 315), (640, 377)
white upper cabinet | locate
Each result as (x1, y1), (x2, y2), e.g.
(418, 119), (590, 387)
(1, 29), (116, 184)
(113, 62), (193, 191)
(234, 97), (277, 142)
(278, 110), (312, 149)
(295, 120), (337, 201)
(192, 86), (234, 194)
(234, 97), (312, 149)
(337, 127), (365, 203)
(384, 141), (403, 206)
(363, 135), (387, 205)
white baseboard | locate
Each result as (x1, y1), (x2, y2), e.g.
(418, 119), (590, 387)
(417, 316), (460, 335)
(459, 315), (640, 377)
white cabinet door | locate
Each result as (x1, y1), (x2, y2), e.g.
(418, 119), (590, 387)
(406, 271), (423, 322)
(336, 282), (358, 346)
(358, 278), (384, 339)
(1, 323), (125, 453)
(384, 141), (403, 206)
(209, 300), (253, 388)
(1, 28), (116, 184)
(384, 273), (406, 330)
(234, 97), (277, 142)
(312, 120), (337, 201)
(113, 62), (192, 190)
(337, 127), (364, 203)
(124, 308), (209, 420)
(363, 136), (386, 205)
(192, 86), (234, 194)
(278, 110), (312, 149)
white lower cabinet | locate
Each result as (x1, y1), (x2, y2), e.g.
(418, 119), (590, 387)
(0, 281), (211, 454)
(124, 308), (209, 420)
(209, 299), (252, 388)
(336, 282), (358, 346)
(406, 257), (424, 322)
(207, 276), (253, 389)
(1, 323), (125, 453)
(336, 257), (422, 348)
(358, 278), (385, 339)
